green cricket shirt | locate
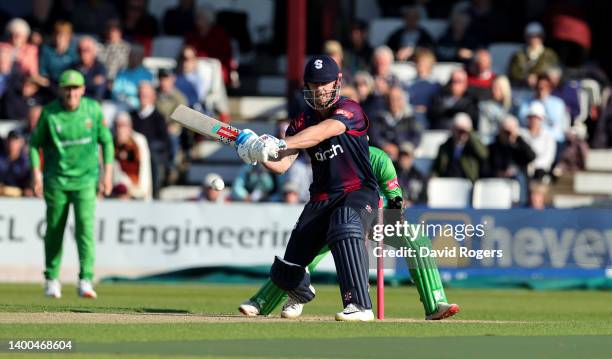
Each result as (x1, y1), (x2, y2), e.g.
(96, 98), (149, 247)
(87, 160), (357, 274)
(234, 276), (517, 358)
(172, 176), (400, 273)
(369, 146), (403, 205)
(29, 97), (114, 190)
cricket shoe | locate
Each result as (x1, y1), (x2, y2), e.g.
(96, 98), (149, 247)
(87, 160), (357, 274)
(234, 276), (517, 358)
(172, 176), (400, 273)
(335, 303), (374, 322)
(281, 299), (303, 319)
(426, 302), (460, 320)
(77, 280), (98, 299)
(238, 300), (261, 316)
(44, 279), (62, 299)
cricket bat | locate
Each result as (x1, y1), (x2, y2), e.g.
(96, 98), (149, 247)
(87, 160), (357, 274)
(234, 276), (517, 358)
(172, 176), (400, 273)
(170, 104), (241, 146)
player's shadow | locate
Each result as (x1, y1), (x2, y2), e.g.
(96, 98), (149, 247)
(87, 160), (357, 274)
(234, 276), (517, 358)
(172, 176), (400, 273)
(138, 308), (191, 314)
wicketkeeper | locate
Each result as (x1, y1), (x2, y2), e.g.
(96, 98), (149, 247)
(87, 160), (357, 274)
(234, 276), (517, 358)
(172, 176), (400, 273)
(30, 69), (114, 299)
(239, 146), (460, 320)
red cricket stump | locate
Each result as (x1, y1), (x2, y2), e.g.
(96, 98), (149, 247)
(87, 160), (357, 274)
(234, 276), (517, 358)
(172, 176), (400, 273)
(377, 238), (385, 320)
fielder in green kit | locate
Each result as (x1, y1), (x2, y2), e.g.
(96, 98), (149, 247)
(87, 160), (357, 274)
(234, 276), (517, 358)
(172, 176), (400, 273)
(239, 146), (459, 320)
(30, 70), (114, 299)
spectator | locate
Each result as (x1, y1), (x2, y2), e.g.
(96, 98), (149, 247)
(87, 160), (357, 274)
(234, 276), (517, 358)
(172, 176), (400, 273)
(71, 0), (118, 35)
(369, 86), (422, 161)
(39, 20), (78, 86)
(428, 68), (479, 130)
(0, 45), (17, 98)
(463, 0), (508, 46)
(110, 182), (131, 200)
(0, 18), (38, 77)
(163, 0), (196, 36)
(324, 40), (351, 82)
(528, 180), (549, 209)
(547, 66), (580, 122)
(478, 75), (513, 144)
(112, 111), (152, 200)
(99, 19), (131, 81)
(156, 68), (187, 177)
(436, 10), (476, 62)
(432, 113), (488, 182)
(0, 129), (31, 197)
(122, 0), (159, 51)
(71, 36), (106, 101)
(282, 181), (301, 204)
(185, 6), (233, 85)
(405, 48), (441, 129)
(467, 49), (495, 100)
(112, 44), (153, 109)
(395, 143), (426, 205)
(371, 46), (400, 97)
(518, 75), (569, 144)
(353, 70), (385, 121)
(0, 76), (44, 119)
(340, 84), (359, 102)
(344, 20), (373, 75)
(197, 173), (227, 203)
(518, 102), (556, 175)
(386, 5), (435, 61)
(175, 45), (229, 121)
(23, 105), (42, 137)
(231, 164), (275, 202)
(547, 3), (591, 67)
(25, 0), (53, 44)
(553, 129), (589, 177)
(508, 22), (559, 87)
(487, 116), (535, 203)
(130, 82), (170, 198)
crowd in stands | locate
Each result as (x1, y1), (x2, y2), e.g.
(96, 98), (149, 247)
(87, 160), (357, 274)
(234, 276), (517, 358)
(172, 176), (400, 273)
(0, 0), (610, 210)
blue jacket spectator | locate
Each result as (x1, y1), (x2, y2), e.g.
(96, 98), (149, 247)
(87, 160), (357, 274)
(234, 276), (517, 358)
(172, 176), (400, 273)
(112, 45), (153, 109)
(0, 130), (31, 196)
(231, 164), (275, 202)
(71, 37), (107, 101)
(39, 21), (78, 84)
(405, 48), (441, 129)
(385, 5), (435, 61)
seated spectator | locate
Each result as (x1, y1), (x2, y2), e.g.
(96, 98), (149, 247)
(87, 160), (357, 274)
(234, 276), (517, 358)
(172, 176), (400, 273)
(23, 105), (42, 138)
(282, 181), (302, 204)
(122, 0), (159, 52)
(487, 116), (535, 204)
(553, 129), (589, 177)
(467, 49), (495, 100)
(112, 45), (153, 109)
(518, 102), (556, 176)
(71, 36), (106, 101)
(0, 18), (38, 77)
(344, 20), (373, 75)
(508, 22), (559, 87)
(39, 20), (78, 86)
(385, 5), (434, 61)
(436, 10), (476, 62)
(478, 75), (513, 144)
(405, 48), (441, 129)
(130, 82), (170, 198)
(518, 75), (569, 144)
(324, 40), (351, 83)
(369, 86), (422, 161)
(0, 129), (31, 197)
(428, 68), (479, 130)
(175, 45), (229, 122)
(547, 66), (580, 122)
(231, 164), (275, 202)
(99, 19), (130, 81)
(528, 179), (549, 209)
(185, 6), (233, 85)
(197, 173), (227, 203)
(112, 112), (152, 200)
(156, 68), (187, 176)
(353, 71), (385, 121)
(432, 113), (488, 182)
(395, 143), (426, 205)
(0, 76), (44, 119)
(371, 46), (400, 97)
(71, 0), (118, 35)
(0, 46), (18, 98)
(340, 84), (359, 102)
(163, 0), (196, 36)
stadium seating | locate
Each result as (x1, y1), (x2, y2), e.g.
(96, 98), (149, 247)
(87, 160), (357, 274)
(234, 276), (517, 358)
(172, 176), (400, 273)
(237, 96), (286, 121)
(152, 36), (184, 58)
(143, 57), (177, 82)
(101, 101), (128, 127)
(420, 19), (448, 41)
(0, 120), (20, 138)
(586, 149), (612, 171)
(552, 194), (596, 208)
(488, 42), (522, 75)
(368, 18), (403, 48)
(472, 178), (517, 209)
(430, 62), (462, 84)
(159, 185), (201, 201)
(257, 76), (286, 96)
(574, 172), (612, 195)
(427, 177), (472, 208)
(390, 62), (417, 83)
(414, 130), (449, 158)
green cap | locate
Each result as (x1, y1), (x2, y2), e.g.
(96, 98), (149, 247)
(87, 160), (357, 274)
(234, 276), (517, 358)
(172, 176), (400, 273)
(58, 70), (85, 87)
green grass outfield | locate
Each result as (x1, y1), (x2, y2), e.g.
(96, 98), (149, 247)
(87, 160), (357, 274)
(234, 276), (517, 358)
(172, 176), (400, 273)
(1, 283), (611, 358)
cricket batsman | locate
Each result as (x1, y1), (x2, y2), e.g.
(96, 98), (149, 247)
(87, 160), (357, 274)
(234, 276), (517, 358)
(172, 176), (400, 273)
(30, 69), (114, 299)
(235, 55), (379, 321)
(238, 146), (460, 320)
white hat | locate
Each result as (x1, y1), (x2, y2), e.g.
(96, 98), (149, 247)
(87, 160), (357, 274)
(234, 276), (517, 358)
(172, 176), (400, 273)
(525, 22), (544, 37)
(527, 101), (546, 120)
(453, 112), (473, 131)
(204, 173), (223, 188)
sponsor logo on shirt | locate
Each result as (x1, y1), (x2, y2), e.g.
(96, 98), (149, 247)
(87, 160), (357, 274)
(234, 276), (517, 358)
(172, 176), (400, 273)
(85, 118), (93, 130)
(59, 137), (92, 147)
(387, 177), (399, 190)
(334, 108), (354, 119)
(314, 144), (344, 162)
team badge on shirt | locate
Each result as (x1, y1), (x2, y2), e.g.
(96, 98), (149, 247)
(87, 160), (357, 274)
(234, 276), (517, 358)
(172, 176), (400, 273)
(85, 118), (93, 130)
